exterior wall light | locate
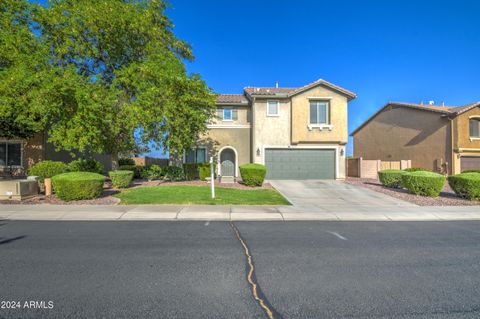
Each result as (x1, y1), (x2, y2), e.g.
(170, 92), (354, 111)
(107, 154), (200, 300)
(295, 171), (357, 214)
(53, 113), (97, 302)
(256, 148), (261, 156)
(340, 148), (344, 156)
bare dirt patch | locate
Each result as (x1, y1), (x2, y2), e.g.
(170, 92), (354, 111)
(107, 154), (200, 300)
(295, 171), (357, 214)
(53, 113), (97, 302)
(346, 177), (480, 206)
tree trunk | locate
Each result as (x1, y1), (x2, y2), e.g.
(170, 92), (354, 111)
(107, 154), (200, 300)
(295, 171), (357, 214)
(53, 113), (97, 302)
(111, 153), (119, 171)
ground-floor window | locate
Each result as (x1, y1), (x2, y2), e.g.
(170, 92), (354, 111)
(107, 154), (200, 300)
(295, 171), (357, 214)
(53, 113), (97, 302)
(185, 147), (206, 164)
(0, 141), (22, 167)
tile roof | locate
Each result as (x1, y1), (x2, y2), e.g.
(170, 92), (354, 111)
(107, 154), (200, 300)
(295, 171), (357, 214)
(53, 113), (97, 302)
(350, 101), (480, 136)
(216, 94), (249, 104)
(244, 79), (357, 100)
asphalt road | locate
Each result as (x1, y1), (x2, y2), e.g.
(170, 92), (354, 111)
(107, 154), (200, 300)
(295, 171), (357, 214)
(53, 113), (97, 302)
(1, 220), (480, 319)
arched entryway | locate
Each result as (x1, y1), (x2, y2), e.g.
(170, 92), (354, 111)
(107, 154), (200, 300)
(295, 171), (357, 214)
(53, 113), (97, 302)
(219, 147), (237, 177)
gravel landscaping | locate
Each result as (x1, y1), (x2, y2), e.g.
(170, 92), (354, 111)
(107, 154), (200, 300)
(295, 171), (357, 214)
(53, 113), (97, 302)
(346, 177), (480, 206)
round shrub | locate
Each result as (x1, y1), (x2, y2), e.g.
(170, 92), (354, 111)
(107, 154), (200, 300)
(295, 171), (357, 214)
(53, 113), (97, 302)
(141, 164), (164, 180)
(199, 163), (215, 181)
(118, 164), (143, 178)
(163, 166), (185, 181)
(118, 158), (135, 166)
(28, 160), (69, 181)
(52, 172), (105, 201)
(109, 170), (134, 188)
(401, 171), (445, 197)
(68, 158), (104, 174)
(378, 169), (406, 188)
(240, 163), (266, 187)
(448, 173), (480, 200)
(404, 167), (430, 172)
(462, 169), (480, 174)
(183, 163), (199, 181)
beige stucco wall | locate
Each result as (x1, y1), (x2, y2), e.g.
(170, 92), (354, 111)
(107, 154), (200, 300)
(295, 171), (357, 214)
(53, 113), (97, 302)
(211, 105), (250, 125)
(353, 106), (453, 174)
(451, 106), (480, 174)
(199, 127), (251, 176)
(291, 85), (349, 144)
(252, 99), (291, 164)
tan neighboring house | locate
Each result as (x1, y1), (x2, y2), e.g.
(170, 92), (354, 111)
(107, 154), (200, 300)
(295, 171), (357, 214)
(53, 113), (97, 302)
(185, 79), (356, 180)
(351, 101), (480, 175)
(0, 131), (112, 177)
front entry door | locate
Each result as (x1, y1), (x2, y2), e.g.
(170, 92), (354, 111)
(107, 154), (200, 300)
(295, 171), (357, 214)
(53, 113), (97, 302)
(220, 149), (235, 176)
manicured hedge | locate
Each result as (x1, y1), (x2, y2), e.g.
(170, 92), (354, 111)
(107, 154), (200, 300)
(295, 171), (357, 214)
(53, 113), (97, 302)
(141, 164), (164, 180)
(378, 169), (406, 188)
(69, 159), (104, 174)
(199, 163), (215, 181)
(118, 164), (144, 178)
(52, 172), (105, 201)
(109, 170), (134, 188)
(401, 171), (445, 197)
(404, 167), (430, 172)
(183, 163), (198, 181)
(28, 160), (69, 181)
(240, 163), (266, 187)
(163, 166), (185, 181)
(462, 169), (480, 174)
(448, 172), (480, 200)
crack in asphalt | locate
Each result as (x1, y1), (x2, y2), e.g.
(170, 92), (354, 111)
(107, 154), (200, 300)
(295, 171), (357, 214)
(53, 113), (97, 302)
(229, 222), (283, 319)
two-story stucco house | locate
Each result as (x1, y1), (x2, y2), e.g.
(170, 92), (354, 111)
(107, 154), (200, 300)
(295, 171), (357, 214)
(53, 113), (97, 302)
(351, 101), (480, 175)
(184, 79), (356, 180)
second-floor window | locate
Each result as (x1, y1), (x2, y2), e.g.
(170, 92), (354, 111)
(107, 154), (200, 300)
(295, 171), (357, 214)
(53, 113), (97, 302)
(309, 101), (329, 125)
(470, 118), (480, 138)
(223, 108), (233, 121)
(267, 101), (279, 116)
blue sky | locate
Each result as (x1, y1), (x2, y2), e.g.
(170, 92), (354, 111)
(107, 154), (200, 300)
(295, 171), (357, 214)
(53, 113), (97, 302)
(31, 0), (480, 156)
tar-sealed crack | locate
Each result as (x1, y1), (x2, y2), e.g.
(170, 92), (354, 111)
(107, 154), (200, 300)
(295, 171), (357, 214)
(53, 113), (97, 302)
(230, 222), (284, 319)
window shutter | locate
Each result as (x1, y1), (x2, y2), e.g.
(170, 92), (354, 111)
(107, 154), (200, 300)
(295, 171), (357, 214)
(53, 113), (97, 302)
(232, 109), (238, 120)
(216, 108), (223, 120)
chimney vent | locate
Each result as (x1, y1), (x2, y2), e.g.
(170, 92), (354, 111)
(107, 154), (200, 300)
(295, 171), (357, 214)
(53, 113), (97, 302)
(429, 100), (435, 106)
(275, 81), (279, 88)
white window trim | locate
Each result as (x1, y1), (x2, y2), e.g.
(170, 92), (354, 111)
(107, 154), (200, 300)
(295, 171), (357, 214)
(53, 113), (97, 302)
(469, 117), (480, 139)
(266, 100), (280, 117)
(0, 140), (24, 168)
(308, 100), (330, 128)
(182, 146), (207, 164)
(223, 108), (233, 121)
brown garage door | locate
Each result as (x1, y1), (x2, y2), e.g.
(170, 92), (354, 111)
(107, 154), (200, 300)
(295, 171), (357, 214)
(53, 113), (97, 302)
(461, 156), (480, 172)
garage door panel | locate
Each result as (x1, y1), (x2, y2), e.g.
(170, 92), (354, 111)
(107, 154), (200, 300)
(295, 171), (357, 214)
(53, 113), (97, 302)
(461, 157), (480, 172)
(265, 149), (335, 180)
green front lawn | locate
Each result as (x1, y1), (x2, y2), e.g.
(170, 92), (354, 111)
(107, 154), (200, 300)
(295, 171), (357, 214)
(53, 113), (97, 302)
(114, 185), (290, 205)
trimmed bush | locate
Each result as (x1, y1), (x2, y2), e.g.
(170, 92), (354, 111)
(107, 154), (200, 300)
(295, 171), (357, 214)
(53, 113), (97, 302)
(141, 164), (164, 180)
(52, 172), (105, 201)
(199, 163), (215, 181)
(448, 173), (480, 200)
(69, 159), (104, 174)
(118, 158), (135, 166)
(118, 164), (144, 178)
(378, 169), (406, 188)
(240, 163), (266, 187)
(183, 163), (199, 181)
(404, 167), (430, 172)
(109, 170), (134, 188)
(462, 169), (480, 174)
(163, 166), (185, 181)
(401, 171), (445, 197)
(28, 160), (69, 181)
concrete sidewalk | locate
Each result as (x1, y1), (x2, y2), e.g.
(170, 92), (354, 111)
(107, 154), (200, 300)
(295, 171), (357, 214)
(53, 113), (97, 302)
(1, 204), (480, 221)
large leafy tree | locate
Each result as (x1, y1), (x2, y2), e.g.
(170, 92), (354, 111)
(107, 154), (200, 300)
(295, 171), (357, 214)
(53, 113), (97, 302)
(1, 0), (216, 165)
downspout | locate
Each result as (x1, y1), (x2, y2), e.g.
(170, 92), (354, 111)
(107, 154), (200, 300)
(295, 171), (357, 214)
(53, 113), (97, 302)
(449, 117), (455, 175)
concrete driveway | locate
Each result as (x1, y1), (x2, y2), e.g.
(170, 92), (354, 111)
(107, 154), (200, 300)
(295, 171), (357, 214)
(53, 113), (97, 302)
(270, 180), (416, 214)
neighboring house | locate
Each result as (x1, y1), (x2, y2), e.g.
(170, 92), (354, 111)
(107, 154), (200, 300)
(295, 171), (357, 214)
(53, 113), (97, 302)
(185, 79), (356, 180)
(0, 132), (112, 177)
(351, 101), (480, 175)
